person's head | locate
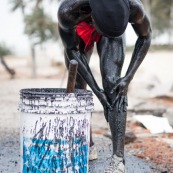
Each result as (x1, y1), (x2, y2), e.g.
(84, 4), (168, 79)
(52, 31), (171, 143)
(90, 0), (130, 38)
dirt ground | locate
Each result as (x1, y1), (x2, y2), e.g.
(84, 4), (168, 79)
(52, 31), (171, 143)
(0, 50), (173, 172)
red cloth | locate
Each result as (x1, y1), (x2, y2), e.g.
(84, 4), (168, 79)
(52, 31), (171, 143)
(76, 21), (101, 52)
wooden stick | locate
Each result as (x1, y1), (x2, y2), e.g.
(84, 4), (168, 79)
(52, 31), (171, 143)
(66, 60), (78, 93)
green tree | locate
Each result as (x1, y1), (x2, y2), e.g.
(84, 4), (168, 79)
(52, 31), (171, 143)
(9, 0), (58, 77)
(24, 7), (58, 45)
(141, 0), (173, 45)
(9, 0), (26, 14)
(24, 6), (58, 77)
(151, 0), (171, 37)
(0, 43), (11, 57)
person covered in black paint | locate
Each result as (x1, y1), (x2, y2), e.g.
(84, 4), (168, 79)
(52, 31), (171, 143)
(58, 0), (151, 172)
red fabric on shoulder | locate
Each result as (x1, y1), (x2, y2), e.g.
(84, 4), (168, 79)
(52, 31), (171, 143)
(76, 22), (101, 52)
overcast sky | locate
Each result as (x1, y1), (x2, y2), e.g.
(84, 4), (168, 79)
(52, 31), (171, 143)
(0, 1), (137, 57)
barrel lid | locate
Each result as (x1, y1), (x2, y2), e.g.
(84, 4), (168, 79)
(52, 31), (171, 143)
(19, 88), (94, 114)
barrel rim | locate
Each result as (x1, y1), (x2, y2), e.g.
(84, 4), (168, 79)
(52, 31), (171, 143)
(20, 88), (93, 96)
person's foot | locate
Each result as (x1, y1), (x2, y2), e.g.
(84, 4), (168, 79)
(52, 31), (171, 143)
(89, 145), (98, 161)
(104, 155), (125, 173)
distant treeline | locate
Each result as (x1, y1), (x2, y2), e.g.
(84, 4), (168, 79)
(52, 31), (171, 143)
(141, 0), (173, 45)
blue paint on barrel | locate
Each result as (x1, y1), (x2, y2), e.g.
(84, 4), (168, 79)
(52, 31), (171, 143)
(23, 137), (89, 172)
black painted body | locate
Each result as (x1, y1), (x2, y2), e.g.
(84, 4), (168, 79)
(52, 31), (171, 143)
(58, 0), (151, 160)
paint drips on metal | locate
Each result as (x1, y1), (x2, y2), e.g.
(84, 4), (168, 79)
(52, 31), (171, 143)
(19, 88), (94, 172)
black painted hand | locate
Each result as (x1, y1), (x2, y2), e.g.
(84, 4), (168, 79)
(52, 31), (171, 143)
(111, 77), (129, 111)
(97, 89), (112, 122)
(98, 89), (112, 110)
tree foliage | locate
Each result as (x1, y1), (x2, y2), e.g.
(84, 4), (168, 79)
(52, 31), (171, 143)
(150, 0), (173, 37)
(8, 0), (58, 77)
(142, 0), (173, 41)
(9, 0), (58, 45)
(24, 7), (58, 45)
(0, 43), (12, 57)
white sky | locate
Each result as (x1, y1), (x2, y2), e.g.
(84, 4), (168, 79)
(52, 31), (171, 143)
(0, 1), (137, 57)
(0, 1), (30, 56)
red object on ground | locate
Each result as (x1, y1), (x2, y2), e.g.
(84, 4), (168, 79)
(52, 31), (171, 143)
(76, 21), (101, 52)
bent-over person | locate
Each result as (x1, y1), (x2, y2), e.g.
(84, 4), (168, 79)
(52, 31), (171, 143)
(58, 0), (151, 172)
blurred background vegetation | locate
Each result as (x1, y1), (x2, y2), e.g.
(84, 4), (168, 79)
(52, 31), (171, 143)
(141, 0), (173, 48)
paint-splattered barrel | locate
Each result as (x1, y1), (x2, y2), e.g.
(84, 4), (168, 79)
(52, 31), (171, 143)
(19, 88), (94, 173)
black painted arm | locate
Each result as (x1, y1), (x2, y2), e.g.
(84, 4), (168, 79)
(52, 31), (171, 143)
(58, 26), (111, 109)
(58, 17), (101, 91)
(125, 1), (152, 82)
(111, 0), (152, 106)
(58, 1), (111, 108)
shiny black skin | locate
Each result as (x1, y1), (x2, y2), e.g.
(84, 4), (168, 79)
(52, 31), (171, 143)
(58, 0), (151, 159)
